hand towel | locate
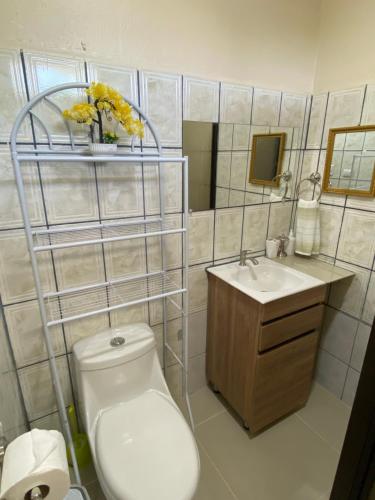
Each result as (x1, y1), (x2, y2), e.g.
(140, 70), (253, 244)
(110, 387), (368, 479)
(295, 199), (320, 256)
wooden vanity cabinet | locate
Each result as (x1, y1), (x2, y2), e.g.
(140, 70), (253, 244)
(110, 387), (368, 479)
(206, 274), (327, 433)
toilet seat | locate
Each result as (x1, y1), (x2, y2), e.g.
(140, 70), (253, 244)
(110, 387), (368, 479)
(95, 390), (200, 500)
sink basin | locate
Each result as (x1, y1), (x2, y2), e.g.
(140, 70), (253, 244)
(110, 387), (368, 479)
(207, 257), (324, 303)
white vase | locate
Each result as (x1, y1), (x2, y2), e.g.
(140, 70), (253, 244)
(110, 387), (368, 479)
(88, 143), (118, 155)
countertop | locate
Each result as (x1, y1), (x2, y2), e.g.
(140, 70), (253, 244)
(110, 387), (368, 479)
(271, 255), (354, 284)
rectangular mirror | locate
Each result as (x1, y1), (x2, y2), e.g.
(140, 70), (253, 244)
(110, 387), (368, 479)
(248, 133), (286, 186)
(323, 125), (375, 197)
(183, 120), (218, 211)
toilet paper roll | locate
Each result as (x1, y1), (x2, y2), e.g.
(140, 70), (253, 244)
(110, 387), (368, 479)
(0, 429), (70, 500)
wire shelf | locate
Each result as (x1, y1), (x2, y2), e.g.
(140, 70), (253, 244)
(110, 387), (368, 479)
(33, 218), (184, 251)
(44, 272), (185, 326)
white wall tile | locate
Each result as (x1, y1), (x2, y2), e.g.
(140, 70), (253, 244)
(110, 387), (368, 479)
(342, 368), (360, 406)
(23, 51), (87, 143)
(188, 264), (208, 314)
(242, 204), (270, 251)
(189, 211), (214, 265)
(321, 307), (358, 364)
(361, 84), (375, 125)
(215, 187), (229, 208)
(306, 93), (328, 149)
(319, 205), (344, 257)
(216, 152), (231, 187)
(0, 229), (55, 304)
(232, 124), (250, 150)
(0, 49), (31, 142)
(147, 214), (182, 271)
(229, 189), (245, 207)
(329, 261), (371, 318)
(140, 71), (182, 147)
(188, 310), (207, 358)
(64, 313), (109, 351)
(218, 123), (233, 150)
(267, 201), (292, 239)
(279, 93), (307, 128)
(350, 322), (371, 372)
(315, 349), (348, 399)
(336, 209), (375, 268)
(230, 151), (248, 190)
(252, 88), (281, 126)
(362, 272), (375, 325)
(220, 83), (252, 124)
(183, 77), (219, 122)
(5, 300), (65, 367)
(106, 230), (147, 277)
(214, 207), (243, 260)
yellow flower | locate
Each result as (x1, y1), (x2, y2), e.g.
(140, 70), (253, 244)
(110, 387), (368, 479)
(62, 103), (97, 125)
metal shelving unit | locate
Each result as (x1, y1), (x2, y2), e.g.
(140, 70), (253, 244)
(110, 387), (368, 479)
(10, 82), (192, 486)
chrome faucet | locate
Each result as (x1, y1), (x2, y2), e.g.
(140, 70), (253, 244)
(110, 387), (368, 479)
(239, 249), (259, 266)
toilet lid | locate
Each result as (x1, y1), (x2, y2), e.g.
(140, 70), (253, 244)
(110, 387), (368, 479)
(95, 391), (200, 500)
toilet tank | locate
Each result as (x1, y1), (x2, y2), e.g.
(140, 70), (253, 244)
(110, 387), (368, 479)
(72, 323), (169, 433)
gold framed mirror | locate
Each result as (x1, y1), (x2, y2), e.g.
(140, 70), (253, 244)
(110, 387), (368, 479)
(248, 133), (286, 186)
(323, 125), (375, 197)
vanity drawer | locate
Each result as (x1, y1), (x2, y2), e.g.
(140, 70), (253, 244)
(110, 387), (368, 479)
(258, 304), (324, 352)
(250, 329), (319, 432)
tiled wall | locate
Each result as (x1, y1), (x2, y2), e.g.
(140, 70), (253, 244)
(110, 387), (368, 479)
(298, 85), (375, 405)
(0, 48), (311, 437)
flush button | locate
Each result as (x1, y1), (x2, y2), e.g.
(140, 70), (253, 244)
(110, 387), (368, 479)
(110, 336), (125, 347)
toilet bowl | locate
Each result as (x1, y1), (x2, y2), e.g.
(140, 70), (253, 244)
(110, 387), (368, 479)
(72, 323), (200, 500)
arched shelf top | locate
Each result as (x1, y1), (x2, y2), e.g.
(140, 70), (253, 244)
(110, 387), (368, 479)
(10, 82), (162, 156)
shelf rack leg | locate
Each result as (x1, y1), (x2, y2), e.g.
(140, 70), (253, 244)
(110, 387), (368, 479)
(11, 152), (81, 485)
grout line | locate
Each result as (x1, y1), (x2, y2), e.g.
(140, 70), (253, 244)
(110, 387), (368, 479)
(294, 412), (343, 456)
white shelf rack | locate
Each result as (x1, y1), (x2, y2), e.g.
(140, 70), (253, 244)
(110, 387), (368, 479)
(10, 82), (192, 487)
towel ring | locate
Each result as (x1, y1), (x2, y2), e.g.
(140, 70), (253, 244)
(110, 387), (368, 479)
(271, 171), (292, 201)
(296, 172), (322, 201)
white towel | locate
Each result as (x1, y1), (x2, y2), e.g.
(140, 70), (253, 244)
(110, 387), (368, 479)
(295, 199), (320, 256)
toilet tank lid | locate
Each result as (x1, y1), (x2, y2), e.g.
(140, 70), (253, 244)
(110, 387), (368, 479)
(72, 323), (155, 370)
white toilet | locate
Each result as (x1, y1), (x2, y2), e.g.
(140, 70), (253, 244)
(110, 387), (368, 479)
(73, 323), (200, 500)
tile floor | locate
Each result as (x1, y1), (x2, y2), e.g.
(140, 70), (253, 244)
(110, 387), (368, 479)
(78, 383), (351, 500)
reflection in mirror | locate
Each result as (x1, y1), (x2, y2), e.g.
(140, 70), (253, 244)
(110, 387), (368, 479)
(323, 125), (375, 197)
(183, 121), (218, 211)
(249, 133), (286, 186)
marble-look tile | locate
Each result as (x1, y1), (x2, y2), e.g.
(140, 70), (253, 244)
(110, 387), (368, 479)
(320, 307), (358, 364)
(242, 204), (270, 251)
(0, 49), (31, 142)
(350, 322), (371, 372)
(228, 189), (245, 207)
(220, 83), (253, 124)
(183, 77), (219, 122)
(336, 209), (375, 268)
(189, 264), (208, 314)
(19, 356), (72, 421)
(216, 152), (231, 188)
(188, 353), (206, 394)
(270, 126), (293, 149)
(346, 196), (375, 212)
(342, 368), (360, 406)
(140, 71), (182, 147)
(306, 94), (328, 149)
(40, 160), (99, 223)
(322, 87), (365, 148)
(0, 147), (45, 229)
(149, 269), (182, 325)
(319, 205), (344, 257)
(360, 84), (375, 125)
(87, 61), (139, 146)
(188, 310), (207, 358)
(23, 51), (87, 143)
(64, 312), (109, 351)
(249, 125), (271, 147)
(214, 207), (243, 260)
(30, 411), (62, 432)
(279, 93), (307, 129)
(0, 229), (55, 304)
(106, 231), (147, 277)
(144, 151), (182, 215)
(147, 214), (182, 271)
(232, 124), (250, 150)
(299, 151), (320, 199)
(218, 123), (233, 151)
(252, 88), (281, 126)
(215, 187), (229, 208)
(229, 151), (248, 190)
(244, 192), (263, 205)
(110, 303), (149, 330)
(0, 367), (27, 439)
(362, 271), (375, 325)
(189, 211), (214, 265)
(267, 201), (292, 239)
(97, 161), (144, 219)
(329, 261), (371, 318)
(314, 349), (348, 399)
(5, 300), (65, 367)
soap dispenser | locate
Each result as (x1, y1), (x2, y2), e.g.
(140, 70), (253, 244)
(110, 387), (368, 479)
(286, 229), (296, 256)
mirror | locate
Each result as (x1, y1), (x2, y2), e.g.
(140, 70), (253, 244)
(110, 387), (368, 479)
(183, 120), (218, 211)
(323, 125), (375, 197)
(249, 133), (286, 186)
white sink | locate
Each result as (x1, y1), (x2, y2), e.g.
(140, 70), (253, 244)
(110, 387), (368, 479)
(207, 257), (324, 304)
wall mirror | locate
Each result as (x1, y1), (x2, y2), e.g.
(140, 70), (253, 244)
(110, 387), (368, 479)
(248, 133), (286, 186)
(323, 125), (375, 197)
(183, 120), (218, 211)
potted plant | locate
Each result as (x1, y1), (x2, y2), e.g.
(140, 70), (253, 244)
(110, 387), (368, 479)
(62, 82), (144, 155)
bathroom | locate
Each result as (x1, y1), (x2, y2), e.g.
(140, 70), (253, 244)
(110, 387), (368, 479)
(0, 0), (375, 498)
